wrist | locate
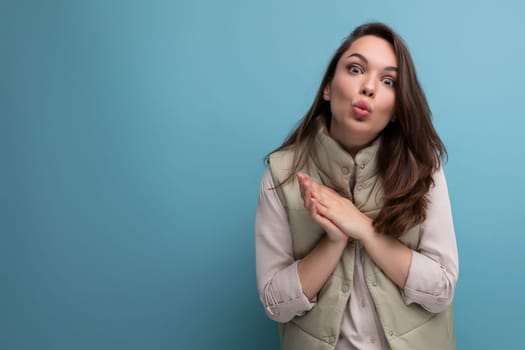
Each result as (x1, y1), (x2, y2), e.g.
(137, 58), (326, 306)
(357, 216), (375, 244)
(323, 233), (348, 246)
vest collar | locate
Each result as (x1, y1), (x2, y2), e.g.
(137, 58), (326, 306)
(310, 123), (381, 197)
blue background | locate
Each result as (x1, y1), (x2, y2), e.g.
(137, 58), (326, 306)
(3, 0), (524, 349)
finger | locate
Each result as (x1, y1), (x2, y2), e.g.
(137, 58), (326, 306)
(310, 198), (329, 218)
(310, 209), (346, 238)
(299, 185), (313, 210)
(297, 174), (309, 199)
(314, 214), (341, 234)
(310, 182), (320, 199)
(297, 172), (311, 181)
(311, 184), (330, 209)
(308, 198), (319, 217)
(304, 190), (311, 210)
(297, 173), (315, 207)
(303, 194), (311, 211)
(320, 184), (345, 209)
(319, 189), (331, 208)
(297, 172), (313, 190)
(297, 172), (312, 186)
(315, 201), (332, 218)
(297, 173), (311, 189)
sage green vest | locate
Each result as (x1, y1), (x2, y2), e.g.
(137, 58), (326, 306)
(268, 126), (455, 350)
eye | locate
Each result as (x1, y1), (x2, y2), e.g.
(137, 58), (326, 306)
(347, 64), (363, 75)
(381, 77), (396, 87)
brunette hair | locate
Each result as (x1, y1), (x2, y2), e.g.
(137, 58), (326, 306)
(266, 22), (447, 237)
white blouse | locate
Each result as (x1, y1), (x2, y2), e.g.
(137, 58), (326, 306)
(255, 166), (459, 350)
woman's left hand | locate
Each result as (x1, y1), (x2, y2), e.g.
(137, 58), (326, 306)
(297, 172), (373, 241)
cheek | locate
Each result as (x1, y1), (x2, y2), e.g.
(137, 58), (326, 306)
(378, 91), (396, 114)
(330, 84), (355, 108)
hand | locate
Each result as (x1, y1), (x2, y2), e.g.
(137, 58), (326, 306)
(297, 172), (373, 241)
(297, 172), (348, 243)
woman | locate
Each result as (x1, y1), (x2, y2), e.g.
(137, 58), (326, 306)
(255, 22), (459, 350)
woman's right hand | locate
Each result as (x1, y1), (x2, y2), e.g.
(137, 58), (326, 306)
(297, 172), (348, 244)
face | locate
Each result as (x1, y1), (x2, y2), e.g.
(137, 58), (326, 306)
(324, 35), (398, 154)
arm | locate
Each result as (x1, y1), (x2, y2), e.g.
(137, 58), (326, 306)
(255, 169), (313, 322)
(296, 173), (349, 300)
(297, 237), (348, 300)
(400, 167), (459, 313)
(360, 225), (413, 289)
(298, 172), (411, 288)
(298, 168), (459, 312)
(255, 169), (349, 322)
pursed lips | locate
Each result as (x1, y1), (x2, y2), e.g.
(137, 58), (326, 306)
(352, 100), (372, 117)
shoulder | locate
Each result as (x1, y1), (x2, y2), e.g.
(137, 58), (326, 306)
(266, 148), (307, 210)
(267, 148), (297, 183)
(268, 148), (295, 167)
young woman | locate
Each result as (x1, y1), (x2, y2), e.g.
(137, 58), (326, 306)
(255, 22), (459, 350)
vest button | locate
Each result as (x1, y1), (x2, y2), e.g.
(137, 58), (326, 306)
(342, 166), (350, 175)
(360, 163), (365, 169)
(388, 330), (394, 336)
(329, 335), (336, 344)
(342, 282), (350, 293)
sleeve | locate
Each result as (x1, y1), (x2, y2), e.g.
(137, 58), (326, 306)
(401, 166), (459, 313)
(255, 168), (316, 323)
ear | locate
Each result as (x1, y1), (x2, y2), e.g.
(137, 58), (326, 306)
(323, 83), (331, 101)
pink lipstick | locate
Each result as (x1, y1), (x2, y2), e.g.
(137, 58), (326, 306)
(353, 100), (372, 117)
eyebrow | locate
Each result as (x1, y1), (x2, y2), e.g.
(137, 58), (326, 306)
(347, 53), (398, 72)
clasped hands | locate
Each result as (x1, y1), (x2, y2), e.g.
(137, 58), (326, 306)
(297, 172), (373, 243)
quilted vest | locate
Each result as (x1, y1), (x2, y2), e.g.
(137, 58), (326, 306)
(267, 125), (455, 350)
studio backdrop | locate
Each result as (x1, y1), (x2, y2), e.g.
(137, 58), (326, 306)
(3, 0), (525, 349)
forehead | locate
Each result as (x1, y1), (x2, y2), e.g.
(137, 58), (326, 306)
(342, 35), (397, 67)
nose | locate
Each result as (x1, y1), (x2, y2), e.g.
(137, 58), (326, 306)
(360, 86), (374, 97)
(360, 78), (375, 98)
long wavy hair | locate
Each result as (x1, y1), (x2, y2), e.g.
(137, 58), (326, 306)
(265, 22), (447, 238)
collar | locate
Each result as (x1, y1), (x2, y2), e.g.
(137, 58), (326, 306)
(310, 123), (381, 197)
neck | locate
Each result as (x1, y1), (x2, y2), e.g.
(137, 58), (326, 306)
(328, 125), (376, 158)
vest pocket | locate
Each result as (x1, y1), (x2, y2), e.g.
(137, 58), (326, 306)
(386, 307), (456, 350)
(365, 259), (438, 339)
(287, 275), (348, 346)
(280, 321), (335, 350)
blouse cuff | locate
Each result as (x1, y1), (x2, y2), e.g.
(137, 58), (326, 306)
(262, 261), (316, 322)
(402, 251), (454, 313)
